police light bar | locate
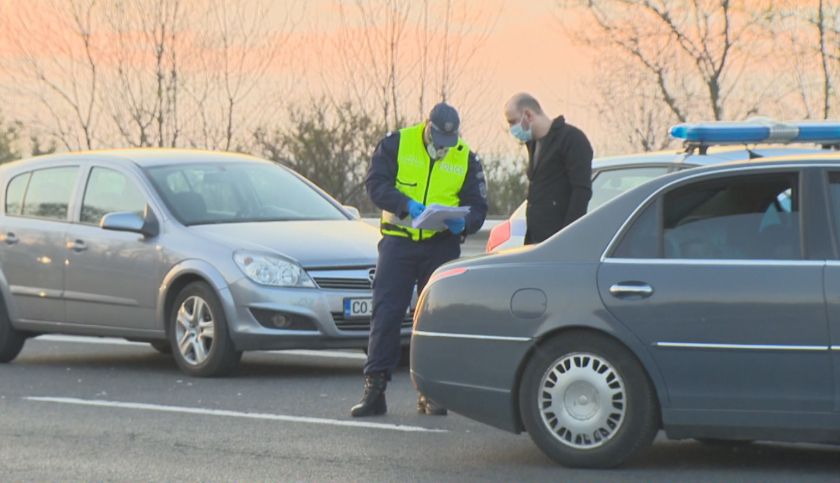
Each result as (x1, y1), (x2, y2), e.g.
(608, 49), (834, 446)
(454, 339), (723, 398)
(669, 117), (840, 146)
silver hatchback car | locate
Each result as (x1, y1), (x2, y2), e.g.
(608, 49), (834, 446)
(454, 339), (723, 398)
(0, 149), (409, 377)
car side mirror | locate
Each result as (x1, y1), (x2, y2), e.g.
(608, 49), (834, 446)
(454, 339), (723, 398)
(101, 207), (160, 238)
(343, 205), (361, 220)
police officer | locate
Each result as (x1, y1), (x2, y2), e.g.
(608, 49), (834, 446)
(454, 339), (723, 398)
(351, 102), (488, 418)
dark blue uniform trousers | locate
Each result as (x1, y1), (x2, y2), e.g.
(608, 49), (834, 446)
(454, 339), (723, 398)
(363, 233), (460, 377)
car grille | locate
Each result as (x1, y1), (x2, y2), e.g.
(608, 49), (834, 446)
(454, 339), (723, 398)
(333, 312), (415, 332)
(309, 267), (375, 291)
(313, 277), (372, 290)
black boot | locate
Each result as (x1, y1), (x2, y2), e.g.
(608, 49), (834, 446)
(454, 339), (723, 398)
(417, 393), (447, 416)
(351, 372), (388, 417)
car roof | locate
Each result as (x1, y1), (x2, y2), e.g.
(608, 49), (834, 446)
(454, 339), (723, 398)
(612, 151), (840, 198)
(592, 145), (834, 170)
(712, 150), (840, 168)
(1, 148), (269, 170)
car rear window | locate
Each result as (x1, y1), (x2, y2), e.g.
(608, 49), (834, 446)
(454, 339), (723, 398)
(9, 167), (80, 221)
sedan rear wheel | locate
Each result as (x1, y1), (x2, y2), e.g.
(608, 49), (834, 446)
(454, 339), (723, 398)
(520, 332), (659, 469)
(169, 282), (241, 377)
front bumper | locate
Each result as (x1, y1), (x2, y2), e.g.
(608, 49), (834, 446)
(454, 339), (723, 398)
(223, 277), (414, 351)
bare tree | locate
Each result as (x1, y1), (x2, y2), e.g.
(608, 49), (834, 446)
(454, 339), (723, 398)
(190, 0), (299, 151)
(0, 0), (300, 151)
(323, 0), (411, 131)
(770, 0), (839, 120)
(587, 53), (680, 152)
(560, 0), (766, 124)
(0, 0), (101, 150)
(312, 0), (501, 140)
(102, 0), (183, 147)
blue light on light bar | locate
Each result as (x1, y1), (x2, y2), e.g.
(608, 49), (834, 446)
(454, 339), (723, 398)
(790, 121), (840, 142)
(669, 119), (840, 145)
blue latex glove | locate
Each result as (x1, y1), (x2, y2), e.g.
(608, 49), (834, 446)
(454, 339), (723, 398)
(444, 217), (465, 235)
(407, 199), (425, 219)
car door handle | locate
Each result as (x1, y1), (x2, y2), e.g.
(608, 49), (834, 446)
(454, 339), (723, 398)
(609, 282), (654, 299)
(69, 240), (88, 252)
(3, 233), (18, 245)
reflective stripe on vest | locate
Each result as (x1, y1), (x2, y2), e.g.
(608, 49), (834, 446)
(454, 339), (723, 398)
(380, 122), (469, 241)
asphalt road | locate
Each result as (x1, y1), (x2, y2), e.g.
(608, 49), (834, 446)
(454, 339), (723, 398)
(2, 336), (840, 483)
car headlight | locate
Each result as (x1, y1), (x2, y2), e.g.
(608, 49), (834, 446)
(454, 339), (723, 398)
(233, 252), (315, 288)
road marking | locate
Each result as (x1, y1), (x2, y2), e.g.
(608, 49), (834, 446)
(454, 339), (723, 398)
(32, 335), (367, 360)
(25, 397), (446, 433)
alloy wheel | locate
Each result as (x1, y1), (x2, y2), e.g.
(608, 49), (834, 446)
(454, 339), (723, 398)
(174, 295), (216, 366)
(538, 352), (627, 450)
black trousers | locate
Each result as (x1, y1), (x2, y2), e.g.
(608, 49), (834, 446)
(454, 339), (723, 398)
(363, 234), (460, 376)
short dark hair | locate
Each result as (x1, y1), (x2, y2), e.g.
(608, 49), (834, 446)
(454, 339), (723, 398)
(511, 93), (544, 115)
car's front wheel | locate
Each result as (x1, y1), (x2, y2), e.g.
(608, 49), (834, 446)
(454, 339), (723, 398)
(0, 300), (25, 363)
(169, 282), (242, 377)
(519, 332), (660, 469)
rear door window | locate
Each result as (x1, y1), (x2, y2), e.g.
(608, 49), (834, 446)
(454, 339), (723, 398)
(662, 173), (801, 260)
(21, 167), (80, 221)
(611, 172), (802, 261)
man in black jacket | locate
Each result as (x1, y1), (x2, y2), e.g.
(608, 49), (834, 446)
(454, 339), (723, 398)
(504, 92), (593, 244)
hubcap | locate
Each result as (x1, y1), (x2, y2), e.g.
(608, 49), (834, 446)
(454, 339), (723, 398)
(538, 352), (626, 450)
(175, 296), (215, 366)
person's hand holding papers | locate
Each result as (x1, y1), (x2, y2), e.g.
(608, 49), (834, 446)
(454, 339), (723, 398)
(410, 203), (471, 231)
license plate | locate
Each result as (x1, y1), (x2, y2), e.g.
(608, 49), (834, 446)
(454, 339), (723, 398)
(344, 298), (373, 318)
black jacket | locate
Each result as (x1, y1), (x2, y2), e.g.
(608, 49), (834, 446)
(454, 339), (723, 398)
(524, 116), (593, 245)
(364, 130), (488, 238)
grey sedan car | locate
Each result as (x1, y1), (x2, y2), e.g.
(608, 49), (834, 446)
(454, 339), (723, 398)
(411, 152), (840, 468)
(0, 149), (410, 377)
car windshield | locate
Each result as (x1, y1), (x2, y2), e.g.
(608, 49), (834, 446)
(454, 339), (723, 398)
(145, 162), (346, 225)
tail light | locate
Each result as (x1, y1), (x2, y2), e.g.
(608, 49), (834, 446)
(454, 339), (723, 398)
(428, 266), (468, 285)
(486, 220), (511, 252)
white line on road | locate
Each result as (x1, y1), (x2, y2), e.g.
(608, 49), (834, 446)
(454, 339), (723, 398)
(33, 335), (367, 360)
(25, 397), (447, 433)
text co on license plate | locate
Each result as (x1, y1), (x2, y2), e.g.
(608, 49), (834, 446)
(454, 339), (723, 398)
(344, 298), (373, 318)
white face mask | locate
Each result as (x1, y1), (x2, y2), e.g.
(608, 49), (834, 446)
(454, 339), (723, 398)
(509, 114), (533, 143)
(426, 141), (448, 160)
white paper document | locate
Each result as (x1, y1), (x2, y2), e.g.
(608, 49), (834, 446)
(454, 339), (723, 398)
(411, 204), (471, 230)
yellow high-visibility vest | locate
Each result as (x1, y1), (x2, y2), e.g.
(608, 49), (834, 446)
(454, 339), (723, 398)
(380, 121), (469, 241)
